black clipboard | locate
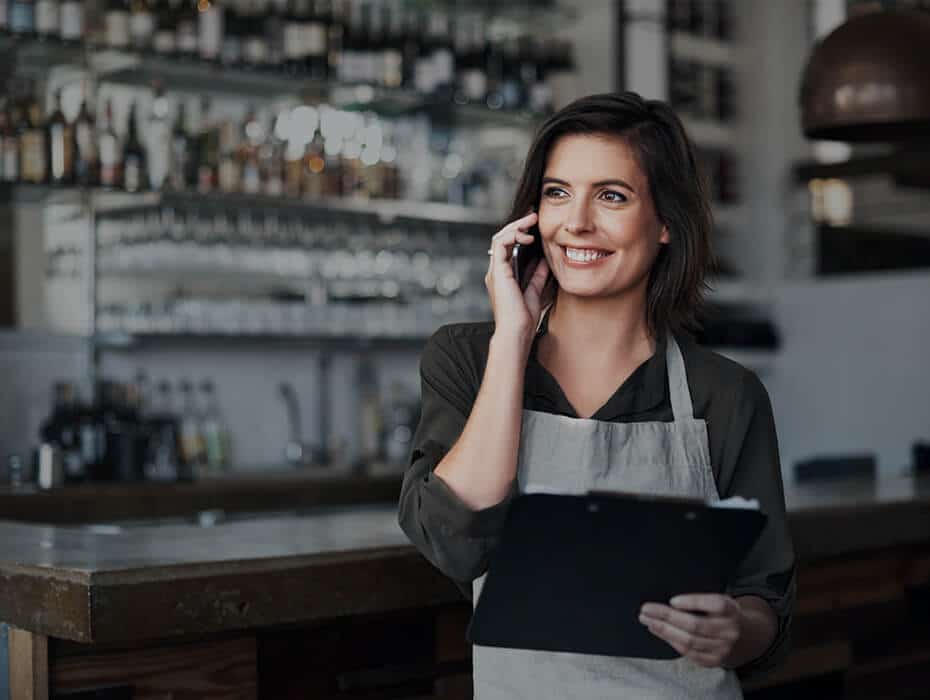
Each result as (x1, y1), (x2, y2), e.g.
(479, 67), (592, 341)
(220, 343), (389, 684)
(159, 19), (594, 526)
(467, 491), (768, 659)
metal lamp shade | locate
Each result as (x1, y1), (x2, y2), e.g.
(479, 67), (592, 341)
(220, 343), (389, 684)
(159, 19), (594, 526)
(800, 9), (930, 142)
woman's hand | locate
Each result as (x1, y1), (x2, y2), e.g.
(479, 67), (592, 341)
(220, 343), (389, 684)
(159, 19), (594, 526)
(639, 594), (743, 668)
(484, 211), (550, 344)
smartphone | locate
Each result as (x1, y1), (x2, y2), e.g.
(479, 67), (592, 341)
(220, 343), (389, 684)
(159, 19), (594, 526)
(511, 224), (544, 291)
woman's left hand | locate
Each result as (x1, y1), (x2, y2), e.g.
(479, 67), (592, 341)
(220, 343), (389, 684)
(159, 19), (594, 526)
(639, 594), (742, 668)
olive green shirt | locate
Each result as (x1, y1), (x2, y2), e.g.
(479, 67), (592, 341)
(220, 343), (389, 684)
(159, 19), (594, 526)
(398, 315), (796, 679)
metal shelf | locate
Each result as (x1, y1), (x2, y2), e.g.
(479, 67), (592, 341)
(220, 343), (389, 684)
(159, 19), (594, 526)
(94, 330), (432, 351)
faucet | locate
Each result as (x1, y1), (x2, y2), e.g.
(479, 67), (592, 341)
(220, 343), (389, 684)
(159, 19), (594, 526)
(278, 382), (327, 468)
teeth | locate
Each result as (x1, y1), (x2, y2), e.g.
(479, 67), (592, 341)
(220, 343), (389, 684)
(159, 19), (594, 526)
(565, 247), (610, 262)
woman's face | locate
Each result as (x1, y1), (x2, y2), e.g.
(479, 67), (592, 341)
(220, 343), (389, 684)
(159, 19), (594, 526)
(537, 134), (669, 301)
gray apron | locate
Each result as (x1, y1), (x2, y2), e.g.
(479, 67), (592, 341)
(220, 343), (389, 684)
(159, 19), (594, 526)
(472, 334), (743, 700)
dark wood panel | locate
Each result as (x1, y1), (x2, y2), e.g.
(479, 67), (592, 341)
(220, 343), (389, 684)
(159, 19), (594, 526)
(51, 636), (257, 700)
(88, 550), (460, 644)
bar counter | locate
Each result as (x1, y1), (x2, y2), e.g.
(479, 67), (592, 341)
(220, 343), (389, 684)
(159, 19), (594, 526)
(1, 474), (929, 699)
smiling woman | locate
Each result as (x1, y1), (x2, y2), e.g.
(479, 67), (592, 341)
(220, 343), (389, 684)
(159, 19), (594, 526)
(398, 92), (796, 700)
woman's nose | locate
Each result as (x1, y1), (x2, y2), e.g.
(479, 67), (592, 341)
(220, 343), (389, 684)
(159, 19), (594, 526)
(564, 203), (594, 235)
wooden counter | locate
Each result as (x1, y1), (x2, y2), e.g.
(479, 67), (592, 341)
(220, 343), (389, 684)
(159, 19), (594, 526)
(1, 475), (928, 699)
(0, 470), (404, 524)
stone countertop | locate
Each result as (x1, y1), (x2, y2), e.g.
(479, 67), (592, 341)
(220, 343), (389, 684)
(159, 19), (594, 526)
(0, 475), (927, 645)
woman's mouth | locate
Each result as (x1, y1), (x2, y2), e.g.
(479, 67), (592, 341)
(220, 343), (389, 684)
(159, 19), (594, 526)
(561, 246), (614, 266)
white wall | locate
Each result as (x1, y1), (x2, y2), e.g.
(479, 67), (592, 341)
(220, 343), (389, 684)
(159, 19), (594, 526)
(765, 272), (930, 479)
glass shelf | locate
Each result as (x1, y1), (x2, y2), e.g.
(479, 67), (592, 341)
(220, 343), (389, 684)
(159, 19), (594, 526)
(1, 37), (550, 128)
(94, 330), (434, 351)
(1, 184), (504, 225)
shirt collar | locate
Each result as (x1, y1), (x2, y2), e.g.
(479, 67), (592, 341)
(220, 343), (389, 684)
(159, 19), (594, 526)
(526, 308), (669, 420)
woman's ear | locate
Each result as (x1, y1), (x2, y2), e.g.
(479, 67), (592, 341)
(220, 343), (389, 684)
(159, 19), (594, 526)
(659, 225), (670, 245)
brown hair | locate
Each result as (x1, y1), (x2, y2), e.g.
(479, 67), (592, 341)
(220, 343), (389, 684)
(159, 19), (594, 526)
(507, 91), (714, 337)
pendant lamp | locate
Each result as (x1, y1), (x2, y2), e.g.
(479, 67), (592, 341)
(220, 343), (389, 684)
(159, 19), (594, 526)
(800, 8), (930, 142)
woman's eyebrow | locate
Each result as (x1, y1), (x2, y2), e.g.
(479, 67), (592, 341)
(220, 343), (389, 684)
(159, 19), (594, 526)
(541, 176), (636, 193)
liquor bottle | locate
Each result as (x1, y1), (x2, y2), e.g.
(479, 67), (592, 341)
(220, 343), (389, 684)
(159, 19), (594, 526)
(122, 100), (147, 192)
(8, 0), (36, 36)
(339, 0), (362, 83)
(47, 89), (75, 185)
(428, 9), (454, 97)
(197, 0), (223, 62)
(303, 0), (329, 81)
(283, 0), (307, 75)
(40, 382), (86, 483)
(217, 118), (241, 193)
(19, 98), (48, 184)
(98, 98), (122, 188)
(169, 99), (190, 190)
(264, 0), (287, 70)
(200, 379), (230, 473)
(326, 0), (347, 81)
(73, 84), (99, 186)
(499, 36), (524, 110)
(178, 379), (205, 476)
(58, 0), (83, 41)
(175, 0), (197, 58)
(195, 98), (218, 193)
(147, 82), (171, 189)
(239, 106), (261, 193)
(105, 0), (130, 48)
(413, 10), (433, 94)
(146, 379), (182, 481)
(129, 0), (154, 50)
(381, 0), (403, 88)
(242, 0), (269, 69)
(483, 37), (505, 110)
(153, 0), (178, 53)
(359, 0), (378, 85)
(0, 103), (19, 183)
(35, 0), (59, 40)
(399, 3), (418, 90)
(219, 0), (242, 66)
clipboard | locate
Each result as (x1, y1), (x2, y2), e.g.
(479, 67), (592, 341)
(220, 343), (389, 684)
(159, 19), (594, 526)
(467, 491), (768, 659)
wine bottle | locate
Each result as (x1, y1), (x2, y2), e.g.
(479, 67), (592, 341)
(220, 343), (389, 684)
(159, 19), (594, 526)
(73, 83), (99, 186)
(242, 0), (269, 69)
(58, 0), (83, 41)
(19, 98), (48, 184)
(175, 0), (197, 58)
(9, 0), (36, 37)
(35, 0), (59, 41)
(381, 0), (403, 89)
(105, 0), (130, 48)
(169, 99), (190, 190)
(130, 0), (155, 50)
(147, 82), (171, 189)
(197, 0), (224, 62)
(0, 102), (20, 183)
(123, 100), (147, 192)
(98, 98), (122, 188)
(428, 9), (454, 97)
(264, 0), (287, 70)
(153, 0), (178, 54)
(47, 89), (75, 185)
(303, 0), (329, 81)
(283, 0), (306, 75)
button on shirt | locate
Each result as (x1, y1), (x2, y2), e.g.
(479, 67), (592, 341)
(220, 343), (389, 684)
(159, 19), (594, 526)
(397, 315), (796, 680)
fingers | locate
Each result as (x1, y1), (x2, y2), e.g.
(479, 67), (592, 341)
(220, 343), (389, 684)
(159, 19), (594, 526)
(485, 212), (538, 280)
(640, 598), (740, 667)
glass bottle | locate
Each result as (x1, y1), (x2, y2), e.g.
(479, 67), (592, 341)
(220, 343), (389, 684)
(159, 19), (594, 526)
(98, 98), (122, 188)
(47, 89), (75, 185)
(129, 0), (154, 50)
(123, 100), (147, 192)
(34, 0), (59, 41)
(169, 98), (190, 190)
(147, 81), (171, 190)
(197, 0), (224, 62)
(58, 0), (83, 42)
(105, 0), (130, 48)
(200, 379), (230, 474)
(19, 98), (48, 185)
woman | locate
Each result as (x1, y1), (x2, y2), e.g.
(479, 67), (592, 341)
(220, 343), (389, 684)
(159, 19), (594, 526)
(398, 92), (795, 699)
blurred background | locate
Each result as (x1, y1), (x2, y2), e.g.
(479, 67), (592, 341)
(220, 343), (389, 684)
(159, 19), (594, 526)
(0, 1), (929, 698)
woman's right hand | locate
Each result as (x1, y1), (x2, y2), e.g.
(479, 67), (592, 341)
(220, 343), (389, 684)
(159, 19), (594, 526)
(484, 211), (550, 344)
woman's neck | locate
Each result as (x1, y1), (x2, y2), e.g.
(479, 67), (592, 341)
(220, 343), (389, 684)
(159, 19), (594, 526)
(546, 288), (655, 365)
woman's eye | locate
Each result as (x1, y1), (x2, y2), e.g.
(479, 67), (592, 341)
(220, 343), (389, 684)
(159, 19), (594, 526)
(542, 187), (568, 199)
(600, 190), (627, 203)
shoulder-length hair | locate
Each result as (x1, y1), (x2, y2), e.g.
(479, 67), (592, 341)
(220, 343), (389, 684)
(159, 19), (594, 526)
(507, 91), (714, 337)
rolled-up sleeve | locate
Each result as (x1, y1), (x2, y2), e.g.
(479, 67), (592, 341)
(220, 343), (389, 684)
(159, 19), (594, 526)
(397, 326), (517, 595)
(718, 370), (797, 681)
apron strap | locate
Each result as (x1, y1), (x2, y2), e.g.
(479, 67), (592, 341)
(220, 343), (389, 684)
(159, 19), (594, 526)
(666, 334), (695, 421)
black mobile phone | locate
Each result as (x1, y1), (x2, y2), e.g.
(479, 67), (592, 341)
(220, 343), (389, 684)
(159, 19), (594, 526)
(512, 224), (544, 291)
